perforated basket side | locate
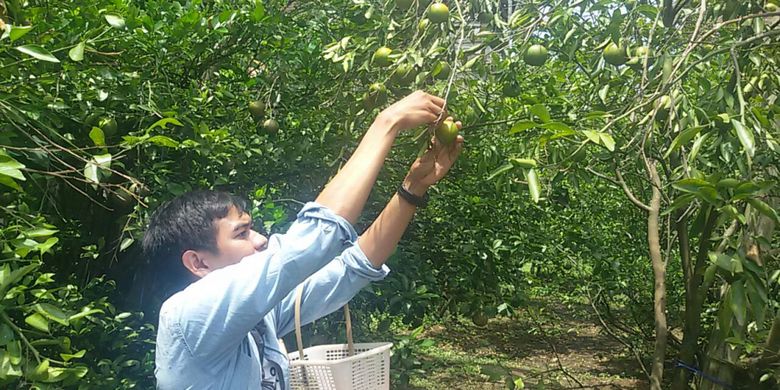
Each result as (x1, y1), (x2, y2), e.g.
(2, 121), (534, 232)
(288, 342), (392, 390)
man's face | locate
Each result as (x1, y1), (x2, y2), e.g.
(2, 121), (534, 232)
(188, 206), (268, 275)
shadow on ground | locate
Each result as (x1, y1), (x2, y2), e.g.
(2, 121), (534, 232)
(406, 300), (650, 389)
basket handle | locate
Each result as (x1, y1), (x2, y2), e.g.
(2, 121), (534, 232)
(294, 285), (355, 360)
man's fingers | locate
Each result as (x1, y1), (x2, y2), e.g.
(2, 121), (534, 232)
(427, 93), (446, 109)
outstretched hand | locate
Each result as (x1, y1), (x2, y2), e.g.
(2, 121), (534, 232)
(403, 117), (464, 193)
(378, 90), (446, 133)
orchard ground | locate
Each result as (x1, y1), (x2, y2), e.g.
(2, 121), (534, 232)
(408, 300), (648, 389)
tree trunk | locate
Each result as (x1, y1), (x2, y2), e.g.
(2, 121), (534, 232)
(763, 314), (780, 360)
(671, 208), (719, 390)
(647, 161), (667, 390)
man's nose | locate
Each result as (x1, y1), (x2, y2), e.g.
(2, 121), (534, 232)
(250, 230), (268, 251)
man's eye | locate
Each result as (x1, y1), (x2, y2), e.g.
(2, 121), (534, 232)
(238, 230), (249, 238)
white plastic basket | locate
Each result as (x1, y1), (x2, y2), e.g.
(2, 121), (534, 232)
(287, 286), (393, 390)
(288, 342), (392, 389)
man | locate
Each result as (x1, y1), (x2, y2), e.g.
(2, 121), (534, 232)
(143, 90), (464, 389)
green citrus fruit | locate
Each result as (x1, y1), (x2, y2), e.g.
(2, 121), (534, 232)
(249, 100), (266, 119)
(390, 63), (416, 86)
(418, 18), (431, 31)
(435, 120), (458, 145)
(478, 12), (492, 24)
(655, 95), (672, 121)
(99, 117), (118, 137)
(433, 61), (451, 80)
(768, 1), (779, 12)
(427, 2), (449, 23)
(372, 46), (393, 67)
(603, 43), (627, 66)
(627, 46), (652, 69)
(502, 82), (521, 97)
(524, 44), (548, 66)
(263, 118), (279, 133)
(363, 83), (388, 110)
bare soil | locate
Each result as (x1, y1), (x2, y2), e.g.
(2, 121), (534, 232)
(408, 302), (650, 389)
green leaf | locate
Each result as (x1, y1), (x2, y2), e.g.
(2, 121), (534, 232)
(148, 117), (183, 131)
(730, 280), (747, 327)
(509, 158), (537, 169)
(487, 163), (514, 181)
(0, 323), (14, 346)
(0, 154), (26, 181)
(68, 41), (85, 61)
(83, 153), (112, 184)
(526, 168), (541, 203)
(665, 126), (704, 158)
(68, 308), (104, 321)
(37, 237), (58, 254)
(529, 104), (551, 123)
(104, 14), (126, 29)
(15, 45), (60, 63)
(251, 0), (266, 21)
(60, 349), (85, 362)
(147, 135), (179, 148)
(661, 193), (696, 216)
(89, 127), (105, 146)
(25, 313), (50, 333)
(35, 303), (69, 326)
(510, 120), (538, 134)
(673, 178), (713, 194)
(24, 228), (58, 238)
(540, 122), (572, 132)
(582, 130), (601, 144)
(119, 237), (134, 252)
(732, 119), (754, 158)
(0, 175), (22, 191)
(9, 25), (32, 42)
(747, 198), (780, 224)
(598, 132), (615, 152)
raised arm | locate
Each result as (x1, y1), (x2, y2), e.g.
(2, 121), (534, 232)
(358, 121), (464, 267)
(315, 91), (445, 224)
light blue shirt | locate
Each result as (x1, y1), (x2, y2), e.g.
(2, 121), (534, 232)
(155, 202), (390, 389)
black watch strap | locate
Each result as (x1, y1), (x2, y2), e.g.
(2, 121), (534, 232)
(397, 184), (429, 208)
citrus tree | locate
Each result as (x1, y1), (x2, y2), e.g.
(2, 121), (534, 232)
(1, 0), (779, 388)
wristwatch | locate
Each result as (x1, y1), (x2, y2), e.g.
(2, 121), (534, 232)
(397, 184), (429, 208)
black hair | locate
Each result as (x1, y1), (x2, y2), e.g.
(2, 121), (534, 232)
(142, 190), (248, 289)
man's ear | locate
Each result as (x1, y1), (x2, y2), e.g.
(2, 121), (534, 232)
(182, 250), (211, 278)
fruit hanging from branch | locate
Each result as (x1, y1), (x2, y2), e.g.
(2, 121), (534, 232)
(262, 118), (279, 133)
(524, 44), (549, 67)
(99, 117), (118, 137)
(249, 100), (266, 120)
(363, 83), (388, 110)
(372, 46), (393, 67)
(427, 2), (449, 24)
(432, 61), (451, 80)
(603, 42), (628, 66)
(435, 119), (458, 145)
(627, 46), (652, 70)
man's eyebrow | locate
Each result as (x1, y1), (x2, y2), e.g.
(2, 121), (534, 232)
(233, 220), (253, 233)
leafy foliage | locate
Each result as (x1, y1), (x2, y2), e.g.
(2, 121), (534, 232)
(1, 0), (778, 388)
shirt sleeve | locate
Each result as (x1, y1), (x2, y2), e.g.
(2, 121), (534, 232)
(272, 242), (390, 338)
(170, 202), (359, 362)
